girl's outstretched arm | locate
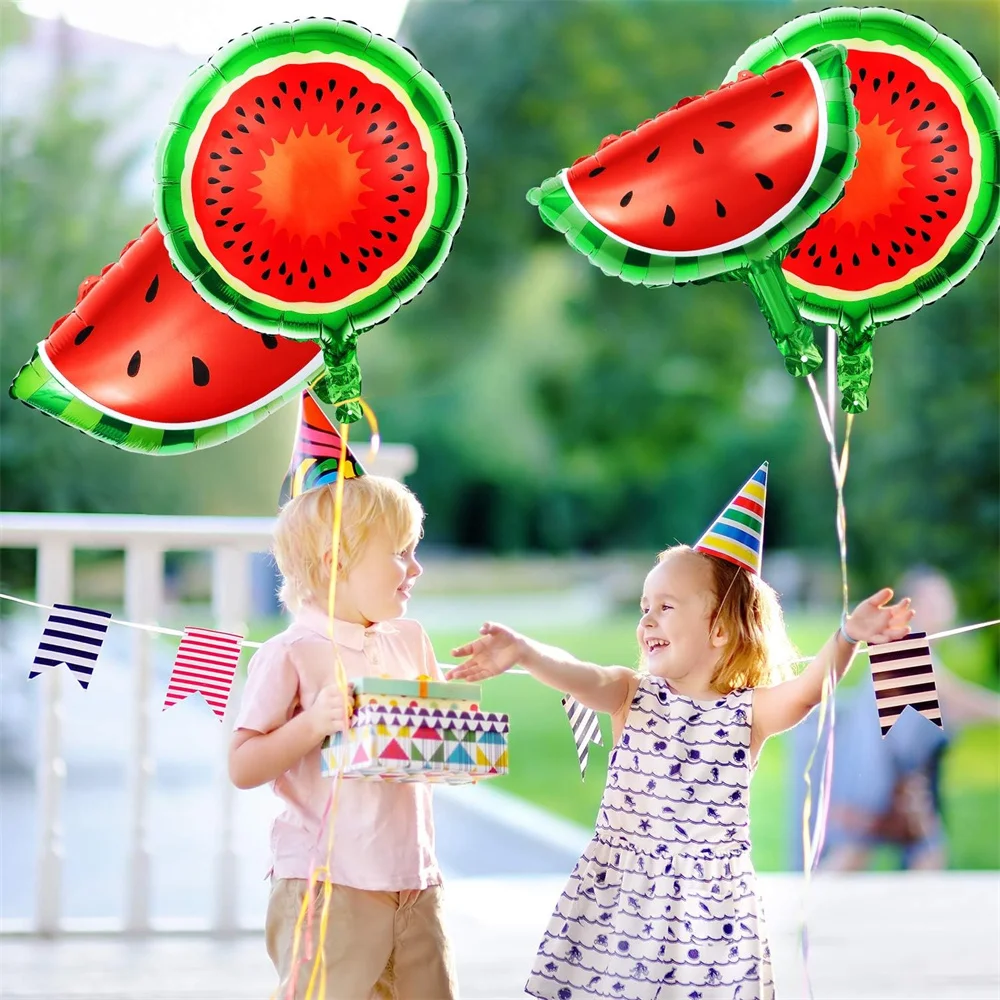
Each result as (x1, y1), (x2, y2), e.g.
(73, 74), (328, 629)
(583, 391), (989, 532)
(751, 588), (914, 753)
(448, 622), (634, 716)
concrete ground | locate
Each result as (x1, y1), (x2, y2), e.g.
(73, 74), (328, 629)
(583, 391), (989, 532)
(3, 872), (998, 999)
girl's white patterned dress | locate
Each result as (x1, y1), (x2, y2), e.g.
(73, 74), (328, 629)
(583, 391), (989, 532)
(525, 674), (774, 1000)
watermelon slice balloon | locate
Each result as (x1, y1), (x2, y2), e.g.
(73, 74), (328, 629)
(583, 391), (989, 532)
(155, 18), (467, 422)
(9, 223), (323, 454)
(729, 7), (1000, 412)
(527, 44), (858, 378)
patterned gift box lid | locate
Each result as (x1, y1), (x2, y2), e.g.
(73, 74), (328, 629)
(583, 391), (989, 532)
(352, 675), (481, 702)
(324, 706), (509, 749)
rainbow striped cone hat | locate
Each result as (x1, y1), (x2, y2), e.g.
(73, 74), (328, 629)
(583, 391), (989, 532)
(280, 391), (364, 504)
(694, 462), (767, 575)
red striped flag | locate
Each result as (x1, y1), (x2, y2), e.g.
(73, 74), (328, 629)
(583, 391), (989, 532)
(163, 627), (242, 720)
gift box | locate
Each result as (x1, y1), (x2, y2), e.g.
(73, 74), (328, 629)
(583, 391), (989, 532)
(322, 681), (509, 783)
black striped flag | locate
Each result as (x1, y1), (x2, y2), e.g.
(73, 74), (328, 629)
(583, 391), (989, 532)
(28, 604), (111, 689)
(869, 631), (942, 737)
(163, 627), (243, 720)
(562, 695), (603, 779)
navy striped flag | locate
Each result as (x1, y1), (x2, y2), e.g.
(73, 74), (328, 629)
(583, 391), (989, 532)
(869, 631), (942, 737)
(28, 604), (111, 689)
(562, 695), (603, 779)
(163, 627), (242, 720)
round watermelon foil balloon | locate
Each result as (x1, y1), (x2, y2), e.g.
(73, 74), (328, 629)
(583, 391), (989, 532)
(527, 44), (859, 378)
(9, 223), (323, 454)
(729, 6), (1000, 412)
(155, 18), (467, 421)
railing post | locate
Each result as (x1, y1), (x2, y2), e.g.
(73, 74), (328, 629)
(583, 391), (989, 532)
(34, 540), (74, 935)
(211, 546), (250, 934)
(124, 542), (164, 933)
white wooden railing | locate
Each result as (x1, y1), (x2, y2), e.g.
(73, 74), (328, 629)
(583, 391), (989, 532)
(0, 445), (415, 936)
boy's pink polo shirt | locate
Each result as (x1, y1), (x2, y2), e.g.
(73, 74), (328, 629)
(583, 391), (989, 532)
(235, 605), (443, 891)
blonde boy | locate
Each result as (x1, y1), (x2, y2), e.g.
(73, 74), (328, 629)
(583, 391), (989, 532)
(229, 476), (457, 999)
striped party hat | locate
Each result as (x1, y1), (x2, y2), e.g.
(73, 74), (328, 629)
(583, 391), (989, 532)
(280, 391), (364, 504)
(694, 462), (767, 575)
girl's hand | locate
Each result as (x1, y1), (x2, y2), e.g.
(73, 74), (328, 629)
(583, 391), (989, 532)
(306, 682), (353, 740)
(845, 588), (915, 645)
(447, 622), (526, 681)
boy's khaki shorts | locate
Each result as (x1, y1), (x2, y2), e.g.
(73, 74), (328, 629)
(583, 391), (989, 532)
(265, 878), (458, 1000)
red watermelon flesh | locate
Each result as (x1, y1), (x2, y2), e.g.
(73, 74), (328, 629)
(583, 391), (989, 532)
(565, 58), (823, 254)
(41, 223), (322, 426)
(784, 48), (974, 291)
(189, 61), (429, 306)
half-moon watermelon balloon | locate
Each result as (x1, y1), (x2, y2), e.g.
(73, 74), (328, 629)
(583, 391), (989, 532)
(155, 18), (467, 421)
(729, 7), (1000, 412)
(526, 44), (858, 378)
(9, 223), (323, 454)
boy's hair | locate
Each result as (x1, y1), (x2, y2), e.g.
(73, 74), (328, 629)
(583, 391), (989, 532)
(657, 545), (797, 693)
(273, 476), (424, 612)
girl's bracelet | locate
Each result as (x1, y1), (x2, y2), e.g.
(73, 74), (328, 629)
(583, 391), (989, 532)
(840, 613), (860, 645)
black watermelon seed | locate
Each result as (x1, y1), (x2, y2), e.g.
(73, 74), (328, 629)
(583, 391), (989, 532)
(944, 188), (956, 196)
(936, 210), (948, 219)
(278, 262), (287, 275)
(205, 197), (218, 206)
(309, 277), (316, 290)
(921, 214), (933, 223)
(905, 226), (917, 235)
(945, 144), (958, 152)
(372, 247), (383, 258)
(285, 274), (293, 286)
(771, 90), (784, 98)
(359, 247), (370, 258)
(356, 102), (365, 114)
(887, 255), (896, 266)
(789, 248), (800, 259)
(215, 220), (227, 227)
(382, 135), (393, 144)
(647, 146), (660, 163)
(272, 96), (281, 108)
(402, 186), (416, 194)
(384, 215), (397, 223)
(299, 259), (308, 273)
(387, 232), (397, 242)
(243, 255), (254, 265)
(299, 80), (307, 95)
(717, 120), (735, 129)
(807, 243), (816, 256)
(242, 241), (252, 252)
(858, 67), (867, 81)
(74, 325), (94, 345)
(904, 244), (913, 254)
(812, 256), (823, 267)
(255, 96), (264, 108)
(891, 241), (901, 252)
(223, 240), (235, 248)
(399, 208), (411, 216)
(323, 264), (332, 278)
(254, 113), (265, 125)
(218, 164), (231, 172)
(210, 151), (222, 160)
(931, 135), (943, 144)
(350, 86), (358, 98)
(208, 177), (219, 185)
(906, 81), (916, 93)
(871, 243), (880, 256)
(936, 123), (949, 131)
(398, 141), (410, 150)
(926, 194), (939, 202)
(145, 275), (159, 302)
(221, 129), (232, 139)
(774, 123), (793, 132)
(589, 166), (605, 178)
(192, 358), (210, 386)
(337, 99), (344, 111)
(921, 230), (932, 241)
(890, 91), (899, 104)
(887, 71), (895, 83)
(835, 263), (843, 275)
(279, 81), (288, 94)
(127, 351), (141, 377)
(620, 191), (634, 208)
(261, 269), (270, 280)
(873, 78), (881, 91)
(850, 83), (858, 97)
(220, 206), (233, 216)
(946, 167), (958, 175)
(716, 200), (726, 218)
(358, 261), (367, 273)
(909, 98), (920, 110)
(663, 205), (676, 226)
(238, 124), (249, 134)
(693, 139), (705, 154)
(221, 185), (233, 193)
(387, 121), (397, 130)
(755, 173), (774, 190)
(387, 194), (400, 202)
(340, 252), (350, 265)
(925, 101), (936, 111)
(235, 106), (246, 117)
(316, 88), (323, 101)
(931, 155), (944, 163)
(370, 230), (383, 239)
(935, 175), (948, 182)
(830, 245), (838, 258)
(391, 173), (405, 181)
(402, 164), (414, 172)
(232, 222), (244, 232)
(329, 79), (336, 91)
(262, 334), (278, 350)
(917, 121), (930, 131)
(367, 123), (378, 134)
(260, 250), (270, 262)
(852, 253), (861, 266)
(293, 97), (301, 111)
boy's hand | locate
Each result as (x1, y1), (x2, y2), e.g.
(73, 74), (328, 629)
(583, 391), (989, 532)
(306, 683), (353, 740)
(447, 622), (526, 681)
(845, 588), (915, 645)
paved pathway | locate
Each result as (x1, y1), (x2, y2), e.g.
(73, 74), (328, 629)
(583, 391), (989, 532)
(3, 873), (998, 999)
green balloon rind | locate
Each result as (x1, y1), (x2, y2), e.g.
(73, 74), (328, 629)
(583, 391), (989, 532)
(154, 18), (467, 350)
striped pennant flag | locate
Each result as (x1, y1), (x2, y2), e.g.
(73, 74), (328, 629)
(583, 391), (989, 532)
(28, 604), (111, 689)
(562, 695), (603, 779)
(869, 631), (942, 737)
(163, 627), (243, 720)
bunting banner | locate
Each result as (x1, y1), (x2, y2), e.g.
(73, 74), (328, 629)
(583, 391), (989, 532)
(162, 626), (243, 720)
(869, 631), (942, 737)
(28, 603), (112, 689)
(562, 695), (603, 779)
